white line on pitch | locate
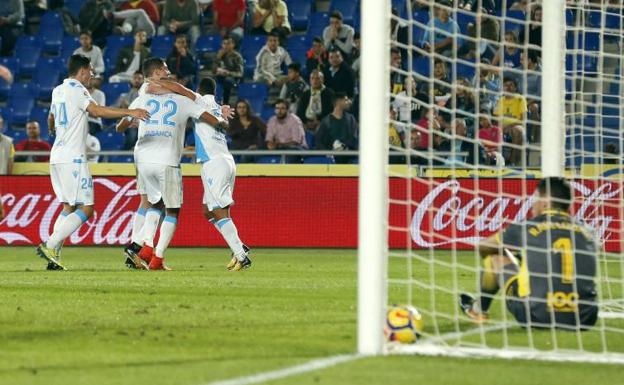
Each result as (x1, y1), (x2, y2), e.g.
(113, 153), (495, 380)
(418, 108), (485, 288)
(203, 354), (361, 385)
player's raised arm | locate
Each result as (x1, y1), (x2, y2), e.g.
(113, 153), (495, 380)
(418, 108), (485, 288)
(147, 78), (198, 101)
(86, 102), (150, 120)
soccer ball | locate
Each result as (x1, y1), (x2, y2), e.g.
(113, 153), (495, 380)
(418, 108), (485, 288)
(384, 305), (424, 344)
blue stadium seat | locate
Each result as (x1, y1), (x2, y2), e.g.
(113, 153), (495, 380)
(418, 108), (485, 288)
(256, 155), (281, 164)
(505, 10), (526, 21)
(289, 48), (307, 66)
(108, 155), (134, 163)
(104, 36), (133, 75)
(392, 0), (407, 18)
(39, 11), (64, 54)
(413, 9), (429, 26)
(237, 82), (268, 101)
(587, 10), (602, 28)
(455, 61), (476, 80)
(261, 107), (274, 121)
(6, 129), (26, 144)
(35, 57), (62, 100)
(15, 36), (43, 77)
(150, 35), (174, 58)
(65, 0), (83, 18)
(307, 12), (329, 39)
(60, 36), (81, 66)
(195, 34), (222, 68)
(504, 19), (524, 35)
(9, 83), (37, 125)
(329, 0), (357, 25)
(241, 35), (266, 76)
(582, 32), (600, 51)
(287, 35), (310, 51)
(30, 106), (50, 139)
(247, 97), (264, 116)
(100, 82), (131, 106)
(605, 10), (622, 29)
(565, 9), (575, 26)
(96, 131), (125, 150)
(455, 11), (476, 32)
(413, 57), (431, 77)
(305, 130), (315, 149)
(288, 0), (312, 31)
(303, 156), (335, 164)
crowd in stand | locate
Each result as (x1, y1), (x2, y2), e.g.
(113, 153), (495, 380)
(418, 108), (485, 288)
(0, 0), (616, 171)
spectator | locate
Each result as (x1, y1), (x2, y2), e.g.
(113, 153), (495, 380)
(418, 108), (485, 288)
(212, 0), (245, 43)
(431, 59), (452, 107)
(0, 64), (13, 84)
(279, 63), (307, 114)
(478, 113), (503, 165)
(392, 76), (425, 125)
(79, 0), (115, 48)
(158, 0), (200, 49)
(228, 99), (267, 163)
(110, 30), (150, 83)
(253, 32), (292, 89)
(492, 31), (522, 85)
(87, 76), (106, 134)
(414, 108), (444, 151)
(388, 107), (404, 149)
(297, 69), (334, 132)
(390, 7), (408, 59)
(460, 6), (499, 61)
(493, 77), (526, 165)
(509, 0), (529, 12)
(390, 48), (404, 94)
(48, 0), (80, 36)
(266, 99), (307, 151)
(214, 35), (244, 105)
(116, 71), (144, 108)
(520, 49), (542, 142)
(252, 0), (291, 45)
(519, 4), (542, 47)
(439, 118), (476, 166)
(305, 37), (328, 77)
(421, 1), (461, 57)
(351, 33), (361, 75)
(459, 0), (495, 13)
(166, 34), (196, 87)
(323, 49), (356, 98)
(452, 77), (477, 128)
(86, 133), (101, 163)
(113, 5), (156, 37)
(119, 0), (160, 25)
(316, 92), (358, 163)
(472, 58), (501, 113)
(74, 31), (105, 76)
(14, 121), (52, 162)
(323, 11), (355, 62)
(0, 116), (14, 174)
(0, 0), (24, 56)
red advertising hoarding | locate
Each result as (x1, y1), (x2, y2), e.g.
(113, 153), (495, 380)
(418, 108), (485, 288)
(0, 176), (621, 251)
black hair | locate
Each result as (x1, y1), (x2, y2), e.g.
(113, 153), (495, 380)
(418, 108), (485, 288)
(537, 177), (572, 211)
(332, 91), (347, 105)
(330, 11), (343, 20)
(313, 36), (323, 44)
(142, 57), (166, 77)
(275, 98), (290, 109)
(503, 77), (518, 87)
(527, 48), (541, 64)
(268, 31), (280, 39)
(287, 62), (301, 73)
(68, 54), (91, 76)
(79, 30), (92, 37)
(198, 77), (217, 95)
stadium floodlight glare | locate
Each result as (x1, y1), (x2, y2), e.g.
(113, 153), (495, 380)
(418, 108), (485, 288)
(359, 0), (624, 363)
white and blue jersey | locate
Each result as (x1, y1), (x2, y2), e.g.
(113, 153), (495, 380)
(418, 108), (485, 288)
(129, 92), (205, 166)
(192, 92), (233, 163)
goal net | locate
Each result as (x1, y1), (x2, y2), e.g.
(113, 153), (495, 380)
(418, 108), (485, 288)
(358, 0), (624, 363)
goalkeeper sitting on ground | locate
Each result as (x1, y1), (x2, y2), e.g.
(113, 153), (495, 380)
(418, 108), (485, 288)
(460, 177), (599, 329)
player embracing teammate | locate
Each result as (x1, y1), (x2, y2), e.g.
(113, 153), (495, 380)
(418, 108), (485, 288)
(119, 58), (250, 271)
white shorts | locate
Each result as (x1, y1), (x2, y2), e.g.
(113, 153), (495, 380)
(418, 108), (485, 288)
(201, 156), (236, 210)
(50, 161), (94, 206)
(134, 162), (146, 195)
(136, 163), (183, 208)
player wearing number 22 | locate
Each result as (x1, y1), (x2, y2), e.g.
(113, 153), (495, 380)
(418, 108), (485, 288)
(119, 57), (227, 270)
(36, 55), (149, 270)
(460, 177), (599, 329)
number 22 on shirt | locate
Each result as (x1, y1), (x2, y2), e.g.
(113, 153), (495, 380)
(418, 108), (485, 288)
(145, 99), (178, 127)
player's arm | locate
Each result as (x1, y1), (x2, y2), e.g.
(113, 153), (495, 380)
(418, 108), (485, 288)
(199, 111), (228, 131)
(116, 116), (133, 133)
(147, 78), (198, 101)
(478, 234), (502, 258)
(86, 102), (150, 120)
(48, 111), (56, 137)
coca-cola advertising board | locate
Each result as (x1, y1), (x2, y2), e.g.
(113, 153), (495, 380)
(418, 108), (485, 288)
(0, 176), (621, 251)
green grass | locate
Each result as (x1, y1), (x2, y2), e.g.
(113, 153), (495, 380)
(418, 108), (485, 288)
(0, 247), (622, 385)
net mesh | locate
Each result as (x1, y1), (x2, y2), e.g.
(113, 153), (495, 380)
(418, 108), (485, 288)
(387, 0), (624, 363)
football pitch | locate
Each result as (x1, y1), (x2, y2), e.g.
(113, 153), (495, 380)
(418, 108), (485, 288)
(1, 247), (622, 385)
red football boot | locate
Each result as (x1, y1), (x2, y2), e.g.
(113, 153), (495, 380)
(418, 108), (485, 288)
(138, 245), (154, 265)
(148, 256), (171, 271)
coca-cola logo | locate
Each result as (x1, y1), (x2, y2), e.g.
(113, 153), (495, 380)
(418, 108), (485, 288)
(410, 180), (619, 247)
(0, 178), (140, 245)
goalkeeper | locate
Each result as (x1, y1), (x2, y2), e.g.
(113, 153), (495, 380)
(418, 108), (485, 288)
(460, 177), (599, 329)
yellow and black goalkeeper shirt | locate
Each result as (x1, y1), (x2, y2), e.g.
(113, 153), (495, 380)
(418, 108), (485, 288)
(498, 210), (598, 325)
